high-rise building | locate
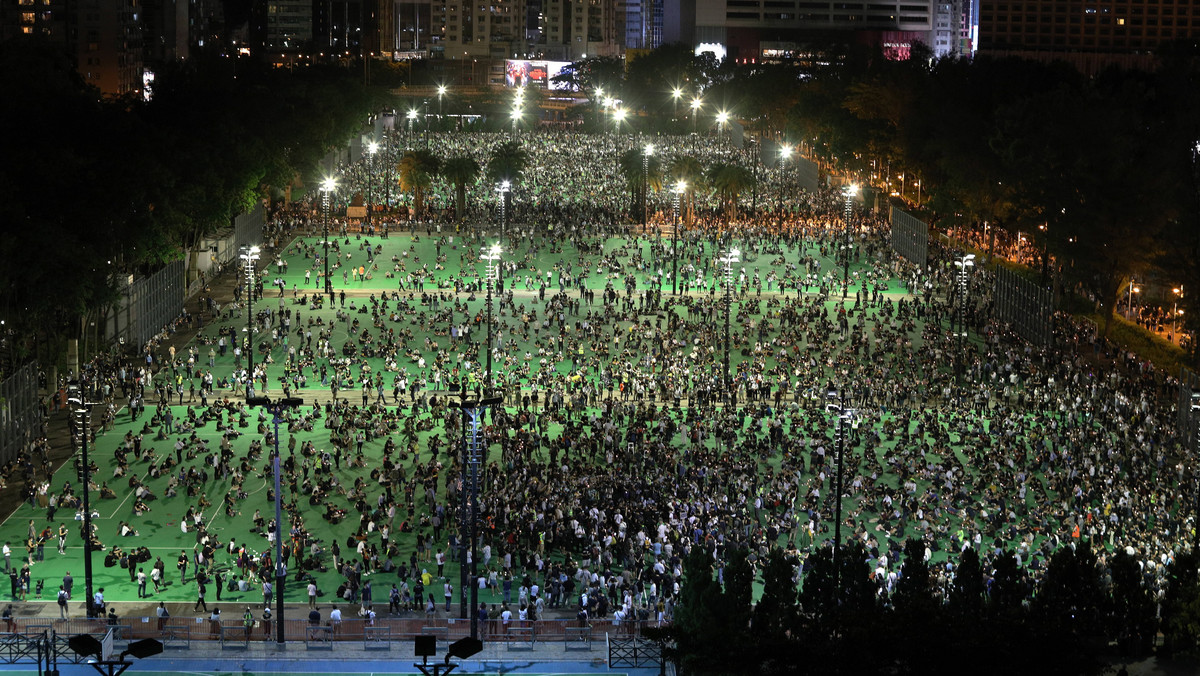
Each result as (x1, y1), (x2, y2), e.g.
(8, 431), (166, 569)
(977, 0), (1197, 73)
(0, 0), (70, 42)
(538, 0), (622, 60)
(141, 0), (189, 64)
(693, 0), (935, 62)
(70, 0), (144, 96)
(433, 0), (527, 58)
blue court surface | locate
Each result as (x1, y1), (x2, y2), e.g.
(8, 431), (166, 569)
(0, 662), (648, 676)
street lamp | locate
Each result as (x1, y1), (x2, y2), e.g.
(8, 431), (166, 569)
(690, 97), (702, 134)
(721, 248), (740, 406)
(481, 243), (503, 393)
(67, 384), (99, 619)
(366, 142), (379, 233)
(953, 254), (976, 397)
(777, 145), (793, 227)
(1126, 279), (1141, 316)
(671, 87), (682, 119)
(406, 108), (418, 141)
(510, 106), (521, 137)
(240, 245), (261, 399)
(612, 107), (626, 136)
(642, 143), (654, 229)
(828, 390), (858, 610)
(672, 180), (686, 295)
(496, 180), (511, 247)
(246, 396), (305, 646)
(437, 84), (447, 117)
(716, 110), (729, 143)
(842, 184), (858, 299)
(320, 177), (337, 304)
(1173, 286), (1185, 342)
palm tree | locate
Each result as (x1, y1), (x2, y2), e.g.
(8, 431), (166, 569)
(485, 140), (528, 185)
(617, 148), (663, 220)
(440, 156), (480, 222)
(398, 149), (441, 217)
(669, 155), (704, 225)
(705, 162), (756, 222)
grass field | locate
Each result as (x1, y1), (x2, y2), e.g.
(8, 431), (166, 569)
(0, 228), (1001, 609)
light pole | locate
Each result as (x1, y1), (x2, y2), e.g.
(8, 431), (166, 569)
(481, 243), (502, 393)
(449, 390), (500, 637)
(690, 98), (702, 136)
(612, 107), (626, 137)
(777, 145), (792, 227)
(437, 84), (447, 118)
(320, 177), (336, 305)
(721, 248), (740, 406)
(828, 391), (857, 610)
(716, 110), (729, 144)
(1126, 279), (1140, 316)
(247, 396), (304, 645)
(954, 254), (976, 398)
(510, 106), (521, 138)
(672, 180), (686, 295)
(841, 184), (857, 299)
(67, 385), (98, 619)
(1173, 286), (1184, 342)
(671, 87), (682, 120)
(496, 180), (510, 247)
(407, 109), (418, 145)
(642, 143), (654, 229)
(366, 142), (379, 233)
(240, 245), (261, 399)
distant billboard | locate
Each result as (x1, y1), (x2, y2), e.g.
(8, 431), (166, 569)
(505, 60), (572, 89)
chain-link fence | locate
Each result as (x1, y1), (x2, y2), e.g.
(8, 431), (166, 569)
(890, 207), (928, 266)
(994, 266), (1055, 347)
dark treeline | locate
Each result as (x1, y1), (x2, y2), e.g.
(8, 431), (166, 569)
(0, 38), (385, 372)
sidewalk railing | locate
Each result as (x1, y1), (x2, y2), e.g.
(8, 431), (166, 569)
(7, 616), (661, 645)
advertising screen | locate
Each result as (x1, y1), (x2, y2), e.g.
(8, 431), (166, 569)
(505, 60), (572, 89)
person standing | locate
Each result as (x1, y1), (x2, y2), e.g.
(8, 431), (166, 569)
(136, 569), (147, 598)
(262, 580), (272, 608)
(177, 551), (189, 584)
(56, 585), (68, 618)
(62, 571), (73, 600)
(307, 581), (317, 608)
(57, 525), (68, 555)
(444, 581), (453, 612)
(194, 579), (207, 611)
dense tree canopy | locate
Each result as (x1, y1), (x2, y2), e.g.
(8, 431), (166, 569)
(0, 39), (384, 372)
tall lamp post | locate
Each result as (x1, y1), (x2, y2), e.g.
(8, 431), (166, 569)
(671, 87), (683, 120)
(437, 84), (447, 118)
(496, 180), (510, 248)
(841, 184), (858, 299)
(240, 245), (261, 399)
(247, 396), (304, 646)
(642, 143), (654, 230)
(716, 111), (729, 144)
(366, 142), (379, 233)
(1173, 286), (1185, 343)
(406, 109), (418, 145)
(777, 145), (792, 226)
(612, 108), (626, 138)
(721, 248), (740, 406)
(320, 178), (337, 305)
(828, 390), (857, 609)
(690, 98), (702, 136)
(481, 243), (503, 392)
(953, 254), (976, 397)
(67, 384), (99, 618)
(510, 106), (521, 138)
(672, 180), (686, 295)
(1126, 279), (1140, 317)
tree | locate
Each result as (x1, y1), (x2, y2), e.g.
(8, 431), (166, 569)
(893, 537), (933, 612)
(948, 546), (985, 618)
(704, 162), (756, 221)
(440, 156), (480, 222)
(752, 548), (799, 650)
(672, 546), (729, 673)
(1161, 551), (1200, 657)
(1108, 551), (1157, 655)
(485, 140), (528, 185)
(398, 149), (441, 217)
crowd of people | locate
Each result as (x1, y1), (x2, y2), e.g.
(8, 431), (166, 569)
(2, 130), (1195, 634)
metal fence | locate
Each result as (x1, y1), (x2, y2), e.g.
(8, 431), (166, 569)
(890, 207), (928, 266)
(112, 259), (187, 351)
(232, 201), (266, 258)
(0, 362), (42, 465)
(993, 266), (1055, 347)
(5, 616), (656, 646)
(1181, 367), (1200, 453)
